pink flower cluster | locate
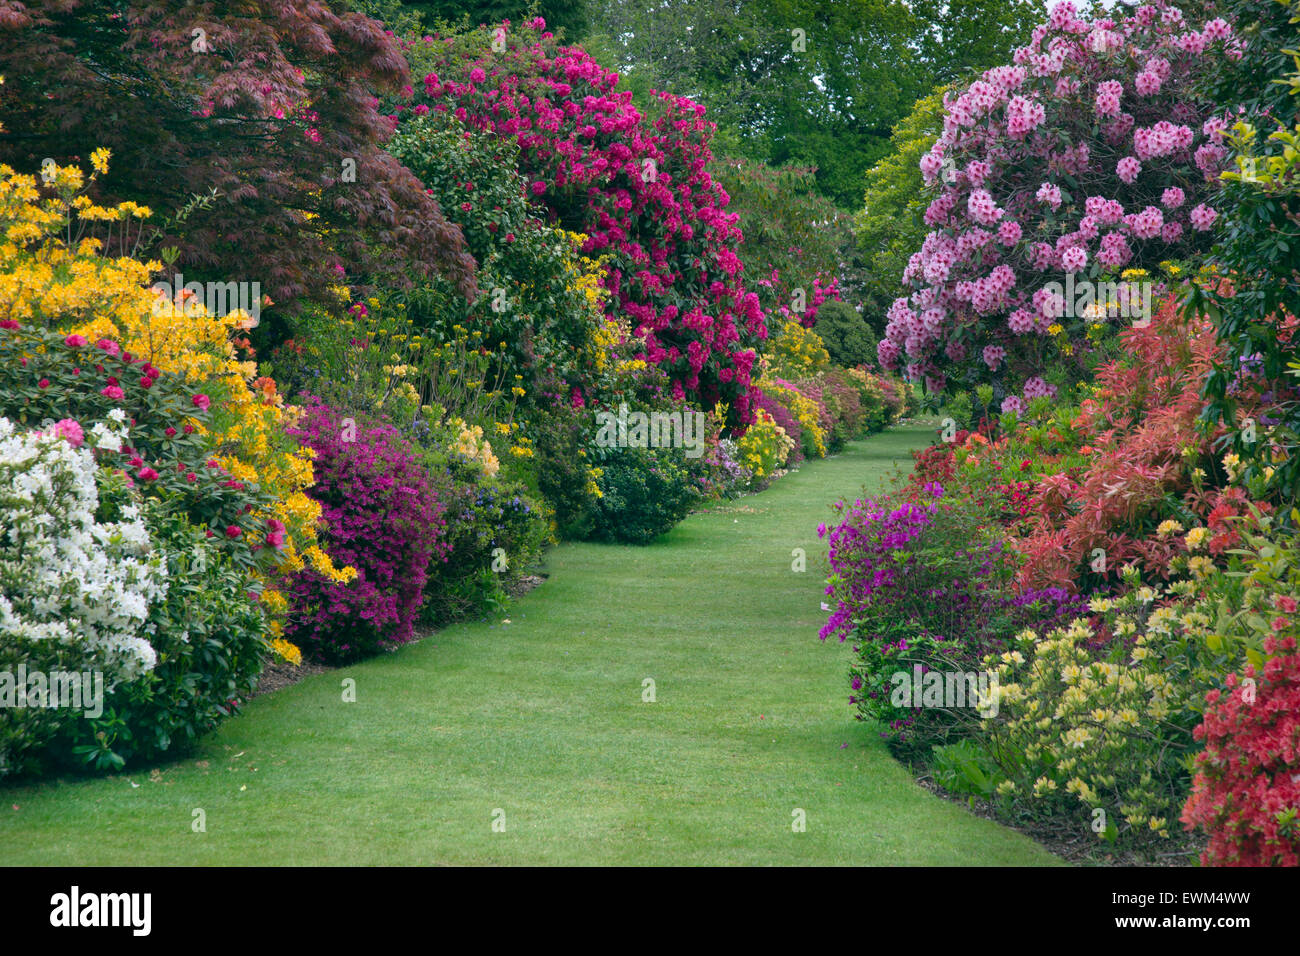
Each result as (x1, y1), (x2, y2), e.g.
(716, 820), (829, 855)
(884, 0), (1236, 395)
(411, 19), (765, 424)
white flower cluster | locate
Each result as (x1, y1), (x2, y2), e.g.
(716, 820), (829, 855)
(0, 414), (166, 682)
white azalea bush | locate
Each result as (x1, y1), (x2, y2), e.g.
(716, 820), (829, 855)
(1, 413), (166, 774)
(1, 413), (269, 776)
(0, 413), (166, 676)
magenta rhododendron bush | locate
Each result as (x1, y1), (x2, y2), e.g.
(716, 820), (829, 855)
(880, 0), (1240, 399)
(408, 19), (765, 426)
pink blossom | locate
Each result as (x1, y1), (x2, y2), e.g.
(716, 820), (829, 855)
(1190, 203), (1217, 231)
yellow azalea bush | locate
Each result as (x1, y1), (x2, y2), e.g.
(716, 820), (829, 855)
(736, 408), (795, 481)
(765, 319), (832, 379)
(0, 153), (352, 658)
(447, 416), (500, 476)
(982, 563), (1234, 850)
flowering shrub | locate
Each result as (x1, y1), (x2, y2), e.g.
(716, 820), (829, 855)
(0, 322), (279, 576)
(882, 0), (1237, 394)
(419, 423), (549, 626)
(0, 155), (351, 657)
(60, 500), (268, 772)
(985, 566), (1236, 851)
(0, 415), (164, 681)
(752, 390), (803, 466)
(1180, 509), (1300, 865)
(764, 319), (832, 380)
(408, 19), (766, 426)
(0, 415), (267, 775)
(735, 408), (795, 485)
(820, 485), (1084, 749)
(387, 112), (610, 404)
(284, 401), (450, 664)
(757, 378), (828, 458)
(798, 372), (868, 447)
(1181, 633), (1300, 866)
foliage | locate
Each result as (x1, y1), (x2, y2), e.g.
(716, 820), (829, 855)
(284, 400), (450, 664)
(418, 426), (549, 626)
(710, 159), (849, 303)
(856, 88), (949, 332)
(0, 0), (476, 308)
(814, 299), (877, 368)
(1192, 0), (1300, 502)
(585, 0), (1034, 207)
(387, 112), (611, 405)
(588, 444), (703, 545)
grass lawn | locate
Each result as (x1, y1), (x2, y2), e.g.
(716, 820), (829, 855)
(1, 423), (1060, 865)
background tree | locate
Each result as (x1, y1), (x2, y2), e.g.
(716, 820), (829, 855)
(0, 0), (477, 310)
(585, 0), (1035, 208)
(855, 88), (948, 334)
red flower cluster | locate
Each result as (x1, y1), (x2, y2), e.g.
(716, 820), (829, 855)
(1182, 634), (1300, 866)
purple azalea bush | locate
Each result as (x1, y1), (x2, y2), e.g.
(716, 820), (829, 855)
(818, 484), (1084, 750)
(284, 399), (450, 664)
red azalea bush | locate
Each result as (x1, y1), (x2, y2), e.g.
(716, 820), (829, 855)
(406, 18), (765, 426)
(881, 0), (1238, 395)
(285, 400), (450, 664)
(1182, 633), (1300, 866)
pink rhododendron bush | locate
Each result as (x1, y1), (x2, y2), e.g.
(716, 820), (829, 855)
(405, 19), (766, 427)
(880, 0), (1240, 404)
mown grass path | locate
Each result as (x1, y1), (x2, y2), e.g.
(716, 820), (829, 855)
(2, 424), (1059, 865)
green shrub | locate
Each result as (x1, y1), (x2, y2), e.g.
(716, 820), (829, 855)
(589, 444), (702, 545)
(814, 299), (877, 368)
(420, 435), (549, 626)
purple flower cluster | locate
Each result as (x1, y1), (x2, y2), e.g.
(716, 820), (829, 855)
(284, 399), (451, 664)
(818, 485), (944, 643)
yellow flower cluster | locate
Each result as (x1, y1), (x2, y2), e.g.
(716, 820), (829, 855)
(765, 320), (831, 379)
(736, 408), (795, 479)
(448, 416), (500, 476)
(985, 571), (1229, 844)
(270, 637), (303, 667)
